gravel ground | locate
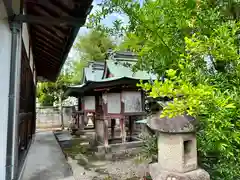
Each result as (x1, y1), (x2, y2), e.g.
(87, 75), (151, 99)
(69, 156), (148, 180)
(54, 131), (149, 180)
(101, 158), (148, 179)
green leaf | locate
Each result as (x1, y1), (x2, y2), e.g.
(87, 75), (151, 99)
(225, 103), (236, 109)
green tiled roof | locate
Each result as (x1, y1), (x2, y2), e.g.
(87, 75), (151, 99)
(64, 76), (147, 97)
(106, 60), (157, 80)
(82, 62), (104, 83)
(64, 52), (157, 97)
(95, 76), (148, 82)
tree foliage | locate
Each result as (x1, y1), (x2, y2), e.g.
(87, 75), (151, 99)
(90, 0), (240, 179)
(37, 73), (73, 106)
(72, 29), (116, 82)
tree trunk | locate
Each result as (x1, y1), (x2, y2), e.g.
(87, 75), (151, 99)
(60, 95), (64, 130)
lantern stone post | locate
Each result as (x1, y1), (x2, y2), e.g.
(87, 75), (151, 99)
(148, 114), (210, 180)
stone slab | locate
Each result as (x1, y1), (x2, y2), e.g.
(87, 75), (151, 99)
(55, 131), (72, 142)
(22, 131), (73, 180)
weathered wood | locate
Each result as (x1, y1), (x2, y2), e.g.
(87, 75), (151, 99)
(35, 46), (60, 62)
(12, 14), (85, 26)
(35, 44), (60, 59)
(34, 25), (64, 42)
(29, 0), (71, 17)
(111, 119), (116, 139)
(107, 93), (121, 114)
(34, 38), (62, 54)
(32, 5), (70, 32)
(120, 118), (126, 143)
(122, 91), (143, 113)
(34, 54), (58, 68)
(104, 119), (109, 147)
(19, 112), (32, 120)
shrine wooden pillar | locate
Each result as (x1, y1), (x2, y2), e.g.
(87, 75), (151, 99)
(76, 113), (80, 129)
(78, 97), (82, 111)
(76, 111), (84, 130)
(120, 118), (126, 143)
(104, 119), (109, 147)
(95, 95), (105, 144)
(111, 119), (116, 139)
(76, 97), (81, 129)
(129, 116), (134, 141)
(100, 89), (145, 146)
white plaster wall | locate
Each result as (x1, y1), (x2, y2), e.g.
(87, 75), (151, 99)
(22, 9), (35, 79)
(84, 96), (95, 111)
(22, 23), (30, 57)
(0, 1), (12, 179)
(107, 93), (121, 114)
(22, 20), (37, 84)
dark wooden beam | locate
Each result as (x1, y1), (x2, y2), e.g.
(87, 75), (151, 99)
(35, 61), (60, 81)
(35, 44), (60, 59)
(34, 47), (60, 63)
(53, 0), (93, 17)
(33, 25), (64, 42)
(11, 14), (85, 26)
(35, 68), (53, 80)
(34, 54), (58, 68)
(34, 34), (63, 49)
(26, 0), (76, 16)
(54, 0), (75, 11)
(33, 29), (63, 46)
(32, 5), (69, 36)
(28, 0), (70, 17)
(35, 39), (63, 55)
(34, 56), (57, 80)
(34, 55), (57, 68)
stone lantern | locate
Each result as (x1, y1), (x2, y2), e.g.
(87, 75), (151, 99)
(148, 113), (210, 180)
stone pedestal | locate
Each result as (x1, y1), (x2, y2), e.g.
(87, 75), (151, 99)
(148, 114), (210, 180)
(158, 133), (197, 173)
(149, 163), (210, 180)
(120, 119), (126, 143)
(79, 115), (84, 131)
(104, 119), (109, 147)
(95, 119), (104, 143)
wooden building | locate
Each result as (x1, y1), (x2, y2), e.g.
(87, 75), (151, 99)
(0, 0), (93, 179)
(65, 51), (156, 147)
(69, 61), (105, 130)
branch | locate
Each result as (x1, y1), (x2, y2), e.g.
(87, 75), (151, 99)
(118, 3), (177, 55)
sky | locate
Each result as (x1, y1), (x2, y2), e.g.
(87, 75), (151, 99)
(67, 0), (129, 60)
(64, 0), (145, 71)
(76, 0), (129, 37)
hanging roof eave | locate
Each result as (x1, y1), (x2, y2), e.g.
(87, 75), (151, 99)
(22, 0), (93, 81)
(64, 76), (151, 97)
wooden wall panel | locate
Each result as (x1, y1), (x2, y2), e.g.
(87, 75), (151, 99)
(122, 91), (142, 113)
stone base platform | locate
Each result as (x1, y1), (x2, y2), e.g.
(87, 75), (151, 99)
(149, 163), (210, 180)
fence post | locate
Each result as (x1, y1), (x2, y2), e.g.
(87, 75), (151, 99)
(59, 95), (64, 129)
